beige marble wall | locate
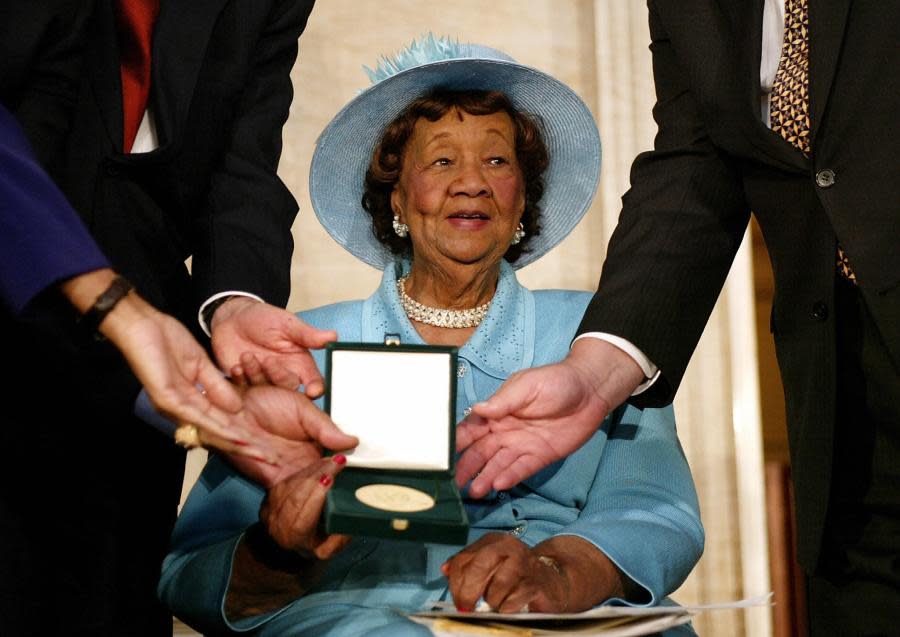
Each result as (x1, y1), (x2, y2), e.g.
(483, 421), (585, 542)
(270, 2), (769, 634)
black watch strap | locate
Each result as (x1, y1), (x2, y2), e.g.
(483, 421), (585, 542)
(201, 295), (236, 330)
(79, 275), (134, 334)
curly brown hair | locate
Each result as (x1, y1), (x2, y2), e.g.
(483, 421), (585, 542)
(362, 89), (549, 264)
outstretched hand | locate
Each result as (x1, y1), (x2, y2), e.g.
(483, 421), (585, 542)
(210, 298), (337, 397)
(223, 385), (358, 487)
(456, 338), (644, 497)
(99, 291), (244, 441)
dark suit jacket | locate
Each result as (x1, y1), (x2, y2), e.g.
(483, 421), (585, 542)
(56, 0), (314, 324)
(0, 1), (91, 173)
(3, 0), (314, 438)
(0, 2), (314, 632)
(578, 0), (899, 571)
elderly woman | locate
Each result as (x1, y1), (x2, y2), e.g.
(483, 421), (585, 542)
(160, 37), (703, 636)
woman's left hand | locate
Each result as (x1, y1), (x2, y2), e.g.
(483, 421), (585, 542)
(225, 385), (358, 486)
(442, 533), (568, 613)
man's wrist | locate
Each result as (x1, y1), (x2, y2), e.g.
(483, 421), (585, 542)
(568, 337), (644, 384)
(572, 333), (661, 396)
(210, 296), (259, 330)
(202, 295), (237, 330)
(567, 338), (646, 408)
(198, 291), (264, 336)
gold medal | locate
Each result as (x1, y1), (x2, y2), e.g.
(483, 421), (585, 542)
(355, 484), (435, 512)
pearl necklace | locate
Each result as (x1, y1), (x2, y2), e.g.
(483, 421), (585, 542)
(397, 276), (491, 328)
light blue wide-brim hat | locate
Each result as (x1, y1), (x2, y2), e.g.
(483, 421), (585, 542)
(309, 34), (601, 270)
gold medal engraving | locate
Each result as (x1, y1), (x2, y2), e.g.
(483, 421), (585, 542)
(355, 484), (435, 512)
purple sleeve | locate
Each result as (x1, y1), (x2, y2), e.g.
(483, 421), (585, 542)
(0, 104), (109, 314)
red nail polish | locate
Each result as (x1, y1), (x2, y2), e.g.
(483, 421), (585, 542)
(456, 606), (472, 613)
(333, 454), (347, 465)
(319, 474), (333, 487)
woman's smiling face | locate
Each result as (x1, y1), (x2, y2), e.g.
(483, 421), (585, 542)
(390, 108), (526, 272)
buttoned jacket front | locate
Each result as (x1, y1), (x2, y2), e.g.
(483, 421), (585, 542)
(580, 0), (899, 570)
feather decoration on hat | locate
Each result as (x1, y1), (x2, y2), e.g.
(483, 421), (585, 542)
(363, 33), (464, 85)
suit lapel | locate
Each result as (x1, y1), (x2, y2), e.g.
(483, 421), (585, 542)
(715, 0), (807, 170)
(89, 0), (124, 150)
(151, 0), (229, 147)
(718, 0), (764, 120)
(808, 0), (851, 147)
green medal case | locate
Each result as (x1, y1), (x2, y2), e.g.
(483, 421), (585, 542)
(323, 341), (469, 545)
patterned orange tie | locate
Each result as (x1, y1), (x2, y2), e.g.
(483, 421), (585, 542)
(770, 0), (856, 283)
(115, 0), (160, 153)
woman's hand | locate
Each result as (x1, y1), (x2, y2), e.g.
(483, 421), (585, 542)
(225, 455), (351, 621)
(260, 454), (351, 560)
(442, 533), (568, 613)
(64, 270), (249, 451)
(443, 534), (630, 614)
(223, 385), (358, 487)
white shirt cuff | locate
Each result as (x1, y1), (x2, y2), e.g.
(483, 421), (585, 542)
(197, 290), (264, 337)
(572, 332), (661, 396)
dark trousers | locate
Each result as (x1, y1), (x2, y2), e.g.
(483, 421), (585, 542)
(807, 278), (900, 636)
(0, 310), (185, 637)
(0, 418), (185, 637)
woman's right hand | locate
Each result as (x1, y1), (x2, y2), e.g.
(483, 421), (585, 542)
(226, 455), (350, 621)
(260, 454), (351, 560)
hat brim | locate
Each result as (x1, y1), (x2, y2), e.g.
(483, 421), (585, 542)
(309, 57), (601, 270)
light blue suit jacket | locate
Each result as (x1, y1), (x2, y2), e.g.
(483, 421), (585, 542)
(160, 260), (703, 635)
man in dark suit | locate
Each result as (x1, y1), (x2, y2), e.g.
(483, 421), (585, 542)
(0, 1), (332, 635)
(1, 100), (252, 436)
(456, 1), (899, 632)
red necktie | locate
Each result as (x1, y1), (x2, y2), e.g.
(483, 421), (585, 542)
(115, 0), (160, 153)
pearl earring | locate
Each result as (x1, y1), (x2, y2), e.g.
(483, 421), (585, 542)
(392, 214), (409, 238)
(511, 222), (525, 245)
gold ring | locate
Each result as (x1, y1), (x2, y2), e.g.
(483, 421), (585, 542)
(174, 424), (203, 449)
